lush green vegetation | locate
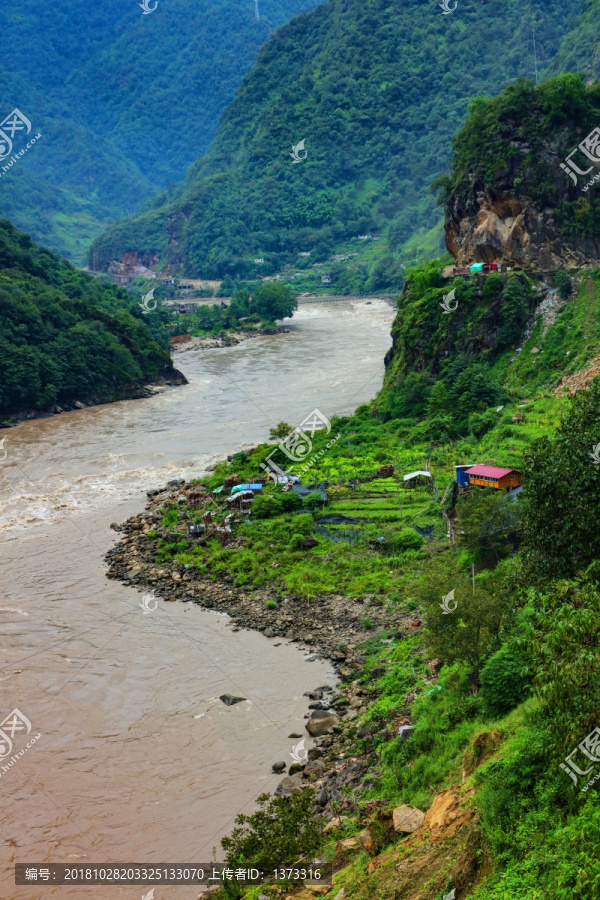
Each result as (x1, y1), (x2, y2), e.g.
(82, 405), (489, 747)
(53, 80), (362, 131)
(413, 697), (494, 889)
(0, 0), (322, 262)
(137, 281), (298, 341)
(548, 0), (600, 82)
(91, 0), (581, 283)
(221, 789), (321, 874)
(0, 220), (180, 418)
(134, 260), (600, 898)
(251, 282), (297, 320)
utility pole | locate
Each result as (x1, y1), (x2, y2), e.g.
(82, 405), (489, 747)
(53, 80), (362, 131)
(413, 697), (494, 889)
(532, 24), (539, 86)
(254, 0), (260, 20)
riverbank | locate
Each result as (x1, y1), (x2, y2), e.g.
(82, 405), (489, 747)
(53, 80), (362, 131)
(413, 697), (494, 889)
(104, 475), (426, 828)
(172, 327), (288, 353)
(0, 370), (187, 429)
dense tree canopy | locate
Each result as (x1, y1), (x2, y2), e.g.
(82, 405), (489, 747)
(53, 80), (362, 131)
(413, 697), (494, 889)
(0, 220), (180, 418)
(521, 378), (600, 583)
(251, 283), (298, 320)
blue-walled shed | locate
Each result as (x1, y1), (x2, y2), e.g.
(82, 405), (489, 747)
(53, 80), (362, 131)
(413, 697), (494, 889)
(455, 465), (474, 488)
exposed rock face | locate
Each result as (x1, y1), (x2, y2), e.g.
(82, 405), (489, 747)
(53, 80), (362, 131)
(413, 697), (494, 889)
(273, 773), (304, 797)
(423, 789), (462, 830)
(105, 250), (160, 278)
(554, 349), (600, 395)
(359, 828), (378, 856)
(445, 187), (600, 274)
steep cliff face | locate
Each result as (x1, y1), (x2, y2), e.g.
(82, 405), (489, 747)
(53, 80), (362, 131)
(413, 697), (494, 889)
(442, 75), (600, 274)
(445, 187), (600, 273)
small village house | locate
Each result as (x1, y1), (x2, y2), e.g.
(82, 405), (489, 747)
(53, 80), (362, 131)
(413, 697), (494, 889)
(459, 464), (522, 491)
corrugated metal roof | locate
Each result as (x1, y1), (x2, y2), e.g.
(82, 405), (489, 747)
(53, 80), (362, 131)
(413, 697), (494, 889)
(403, 470), (432, 481)
(466, 465), (515, 478)
(230, 483), (264, 494)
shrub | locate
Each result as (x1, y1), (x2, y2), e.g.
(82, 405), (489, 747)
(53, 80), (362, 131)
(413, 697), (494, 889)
(480, 644), (532, 717)
(416, 556), (514, 675)
(554, 268), (573, 300)
(265, 599), (278, 609)
(252, 491), (303, 518)
(277, 491), (303, 513)
(289, 532), (306, 550)
(221, 789), (321, 871)
(457, 489), (520, 565)
(303, 491), (325, 510)
(251, 494), (281, 518)
(468, 408), (498, 439)
(394, 529), (425, 552)
(292, 512), (315, 535)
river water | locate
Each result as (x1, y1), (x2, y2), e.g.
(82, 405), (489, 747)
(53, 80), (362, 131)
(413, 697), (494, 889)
(0, 299), (394, 899)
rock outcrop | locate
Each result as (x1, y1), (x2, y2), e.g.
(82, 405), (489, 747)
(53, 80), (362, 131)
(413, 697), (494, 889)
(445, 187), (600, 274)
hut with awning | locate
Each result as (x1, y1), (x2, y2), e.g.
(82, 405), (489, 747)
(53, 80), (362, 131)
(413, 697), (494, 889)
(403, 470), (432, 489)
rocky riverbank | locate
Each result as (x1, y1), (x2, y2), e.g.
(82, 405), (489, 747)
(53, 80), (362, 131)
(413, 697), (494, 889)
(0, 370), (187, 429)
(172, 327), (288, 353)
(104, 477), (429, 826)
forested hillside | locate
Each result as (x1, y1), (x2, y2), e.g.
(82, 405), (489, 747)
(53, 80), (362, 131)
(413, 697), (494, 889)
(0, 0), (321, 262)
(548, 0), (600, 81)
(0, 220), (184, 420)
(90, 0), (583, 286)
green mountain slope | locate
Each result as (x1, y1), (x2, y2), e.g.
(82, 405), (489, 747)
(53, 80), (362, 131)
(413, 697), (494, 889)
(0, 219), (184, 421)
(89, 0), (583, 283)
(0, 0), (321, 263)
(548, 0), (600, 80)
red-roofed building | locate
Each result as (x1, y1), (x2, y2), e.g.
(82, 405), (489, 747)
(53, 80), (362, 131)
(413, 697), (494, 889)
(465, 465), (521, 490)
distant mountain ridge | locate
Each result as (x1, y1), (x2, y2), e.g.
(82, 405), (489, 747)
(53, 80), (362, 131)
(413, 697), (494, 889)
(89, 0), (584, 286)
(0, 0), (322, 262)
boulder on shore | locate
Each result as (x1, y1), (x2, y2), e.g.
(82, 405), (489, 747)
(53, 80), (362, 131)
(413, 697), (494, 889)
(273, 773), (304, 797)
(306, 709), (338, 736)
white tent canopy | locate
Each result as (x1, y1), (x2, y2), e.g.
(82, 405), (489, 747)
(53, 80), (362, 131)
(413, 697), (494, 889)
(403, 470), (431, 482)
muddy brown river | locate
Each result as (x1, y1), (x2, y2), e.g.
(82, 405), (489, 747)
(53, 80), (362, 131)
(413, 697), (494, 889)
(0, 299), (394, 899)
